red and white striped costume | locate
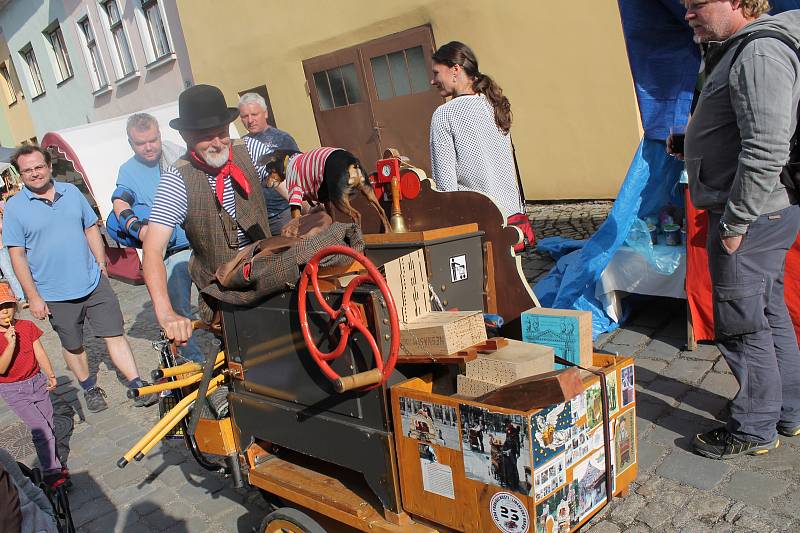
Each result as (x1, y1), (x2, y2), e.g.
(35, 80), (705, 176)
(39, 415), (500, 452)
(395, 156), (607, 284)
(285, 147), (341, 207)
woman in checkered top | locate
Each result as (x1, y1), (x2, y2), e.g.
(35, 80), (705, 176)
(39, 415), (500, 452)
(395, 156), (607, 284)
(429, 42), (533, 250)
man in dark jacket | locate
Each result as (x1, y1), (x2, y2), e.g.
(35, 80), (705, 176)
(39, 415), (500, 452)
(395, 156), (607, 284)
(683, 1), (800, 459)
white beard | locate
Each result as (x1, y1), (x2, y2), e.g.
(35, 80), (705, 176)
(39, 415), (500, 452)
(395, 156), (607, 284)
(201, 145), (230, 168)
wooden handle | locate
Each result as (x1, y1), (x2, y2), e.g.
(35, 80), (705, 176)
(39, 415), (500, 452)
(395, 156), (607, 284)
(334, 368), (383, 393)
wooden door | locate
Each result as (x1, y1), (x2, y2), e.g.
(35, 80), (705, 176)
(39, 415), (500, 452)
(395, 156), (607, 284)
(304, 26), (444, 173)
(360, 26), (443, 175)
(303, 48), (380, 168)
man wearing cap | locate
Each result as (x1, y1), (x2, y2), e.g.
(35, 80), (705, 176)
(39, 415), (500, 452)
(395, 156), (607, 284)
(144, 84), (278, 343)
(111, 113), (203, 362)
(238, 92), (299, 236)
(4, 145), (157, 413)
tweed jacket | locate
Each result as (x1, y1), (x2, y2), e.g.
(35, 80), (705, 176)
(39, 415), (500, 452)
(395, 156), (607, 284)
(173, 140), (275, 319)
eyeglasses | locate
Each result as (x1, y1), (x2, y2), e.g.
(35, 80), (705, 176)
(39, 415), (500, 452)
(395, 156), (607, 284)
(19, 164), (48, 176)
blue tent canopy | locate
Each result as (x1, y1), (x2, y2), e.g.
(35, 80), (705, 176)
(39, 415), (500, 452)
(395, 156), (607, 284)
(534, 2), (800, 339)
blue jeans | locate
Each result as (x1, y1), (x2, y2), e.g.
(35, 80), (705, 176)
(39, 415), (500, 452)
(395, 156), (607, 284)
(164, 249), (203, 362)
(0, 246), (24, 300)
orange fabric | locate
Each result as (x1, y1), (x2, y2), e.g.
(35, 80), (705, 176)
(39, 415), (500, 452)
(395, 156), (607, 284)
(684, 188), (715, 342)
(685, 187), (800, 343)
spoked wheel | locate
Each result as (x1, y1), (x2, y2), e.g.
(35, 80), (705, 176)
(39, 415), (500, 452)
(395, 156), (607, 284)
(261, 507), (326, 533)
(297, 245), (400, 393)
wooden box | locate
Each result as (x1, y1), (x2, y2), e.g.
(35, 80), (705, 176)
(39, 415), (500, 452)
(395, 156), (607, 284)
(521, 308), (593, 369)
(464, 339), (553, 385)
(391, 354), (637, 533)
(401, 310), (486, 356)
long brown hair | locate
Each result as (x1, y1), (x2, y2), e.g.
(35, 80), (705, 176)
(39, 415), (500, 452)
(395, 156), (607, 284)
(432, 41), (511, 134)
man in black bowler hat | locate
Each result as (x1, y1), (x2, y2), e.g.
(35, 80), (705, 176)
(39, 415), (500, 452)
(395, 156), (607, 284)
(143, 84), (278, 341)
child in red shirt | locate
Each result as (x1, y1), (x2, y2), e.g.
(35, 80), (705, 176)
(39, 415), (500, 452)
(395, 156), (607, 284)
(0, 281), (65, 487)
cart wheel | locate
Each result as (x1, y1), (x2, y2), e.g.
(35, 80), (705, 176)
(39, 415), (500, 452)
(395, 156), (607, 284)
(260, 507), (326, 533)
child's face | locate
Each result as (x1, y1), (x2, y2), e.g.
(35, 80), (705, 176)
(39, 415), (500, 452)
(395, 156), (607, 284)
(0, 302), (16, 327)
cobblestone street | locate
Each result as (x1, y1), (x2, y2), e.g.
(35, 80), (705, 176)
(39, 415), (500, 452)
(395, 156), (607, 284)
(2, 201), (798, 532)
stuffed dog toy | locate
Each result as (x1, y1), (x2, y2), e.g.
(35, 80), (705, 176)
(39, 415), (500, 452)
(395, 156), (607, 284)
(259, 147), (391, 232)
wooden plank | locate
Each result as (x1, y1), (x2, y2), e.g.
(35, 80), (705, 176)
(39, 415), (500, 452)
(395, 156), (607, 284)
(363, 223), (480, 244)
(395, 338), (510, 364)
(249, 456), (436, 532)
(483, 241), (497, 314)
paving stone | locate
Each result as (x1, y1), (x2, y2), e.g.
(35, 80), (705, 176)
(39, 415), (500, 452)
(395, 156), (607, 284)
(587, 522), (621, 533)
(661, 359), (713, 385)
(733, 506), (795, 532)
(701, 372), (740, 399)
(636, 501), (676, 529)
(681, 342), (721, 361)
(609, 492), (646, 526)
(722, 471), (787, 509)
(595, 331), (615, 349)
(714, 357), (732, 374)
(637, 379), (691, 408)
(633, 358), (668, 384)
(675, 390), (728, 421)
(635, 475), (696, 508)
(685, 493), (730, 523)
(658, 317), (689, 340)
(655, 448), (731, 490)
(725, 501), (746, 522)
(636, 440), (667, 473)
(599, 342), (636, 357)
(76, 508), (118, 532)
(640, 337), (682, 360)
(612, 327), (654, 348)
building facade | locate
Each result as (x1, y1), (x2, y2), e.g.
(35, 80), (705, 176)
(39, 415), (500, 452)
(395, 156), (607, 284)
(0, 0), (192, 141)
(176, 0), (641, 200)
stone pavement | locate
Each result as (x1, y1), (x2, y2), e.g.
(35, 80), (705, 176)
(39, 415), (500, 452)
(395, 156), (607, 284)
(1, 200), (797, 532)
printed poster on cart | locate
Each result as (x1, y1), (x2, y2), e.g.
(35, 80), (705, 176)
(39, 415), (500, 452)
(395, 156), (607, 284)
(459, 404), (532, 496)
(398, 396), (460, 450)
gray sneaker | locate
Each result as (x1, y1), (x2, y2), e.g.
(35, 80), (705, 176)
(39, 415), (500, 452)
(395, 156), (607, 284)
(133, 380), (159, 408)
(84, 386), (108, 413)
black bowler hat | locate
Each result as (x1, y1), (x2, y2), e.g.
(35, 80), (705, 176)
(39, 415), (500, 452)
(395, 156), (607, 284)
(169, 84), (239, 131)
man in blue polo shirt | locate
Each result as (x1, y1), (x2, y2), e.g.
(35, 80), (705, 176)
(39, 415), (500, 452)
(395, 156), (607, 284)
(4, 145), (156, 413)
(111, 113), (202, 362)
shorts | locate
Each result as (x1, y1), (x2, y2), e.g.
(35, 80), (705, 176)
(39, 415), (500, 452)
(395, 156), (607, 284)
(48, 276), (124, 351)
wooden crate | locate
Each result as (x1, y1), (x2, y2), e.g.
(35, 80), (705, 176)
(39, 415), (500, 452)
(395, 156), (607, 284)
(391, 354), (637, 533)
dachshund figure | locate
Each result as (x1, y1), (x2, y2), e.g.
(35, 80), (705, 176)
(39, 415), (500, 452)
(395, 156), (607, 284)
(259, 148), (391, 232)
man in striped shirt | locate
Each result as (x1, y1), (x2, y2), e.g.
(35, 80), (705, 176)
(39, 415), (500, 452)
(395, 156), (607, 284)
(143, 85), (272, 344)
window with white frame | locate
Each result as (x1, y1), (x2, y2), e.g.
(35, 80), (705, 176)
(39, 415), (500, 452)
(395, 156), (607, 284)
(101, 0), (135, 78)
(141, 0), (171, 60)
(78, 16), (109, 90)
(0, 63), (18, 105)
(45, 24), (73, 83)
(20, 45), (45, 97)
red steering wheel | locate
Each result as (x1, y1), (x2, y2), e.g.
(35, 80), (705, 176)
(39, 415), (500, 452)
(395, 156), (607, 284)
(298, 245), (400, 392)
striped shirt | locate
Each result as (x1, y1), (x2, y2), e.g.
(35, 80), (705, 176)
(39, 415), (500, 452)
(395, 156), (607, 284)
(284, 147), (340, 207)
(429, 94), (523, 219)
(150, 136), (270, 248)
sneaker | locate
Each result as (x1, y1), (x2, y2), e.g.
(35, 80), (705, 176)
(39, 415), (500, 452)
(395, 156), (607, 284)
(84, 386), (108, 413)
(692, 427), (779, 460)
(777, 422), (800, 437)
(133, 380), (158, 408)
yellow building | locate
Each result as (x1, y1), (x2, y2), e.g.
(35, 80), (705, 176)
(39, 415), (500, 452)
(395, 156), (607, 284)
(0, 31), (37, 147)
(177, 0), (640, 200)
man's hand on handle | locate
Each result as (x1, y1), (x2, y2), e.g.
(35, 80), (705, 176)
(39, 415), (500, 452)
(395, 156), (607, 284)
(159, 311), (193, 346)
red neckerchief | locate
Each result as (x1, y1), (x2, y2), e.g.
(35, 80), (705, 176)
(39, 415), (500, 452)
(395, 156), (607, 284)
(189, 148), (251, 204)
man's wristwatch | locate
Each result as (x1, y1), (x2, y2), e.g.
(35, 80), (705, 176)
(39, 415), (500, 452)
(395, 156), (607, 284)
(719, 220), (744, 238)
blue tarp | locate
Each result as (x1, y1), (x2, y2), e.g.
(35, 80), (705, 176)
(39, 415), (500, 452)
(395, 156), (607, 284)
(534, 1), (800, 339)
